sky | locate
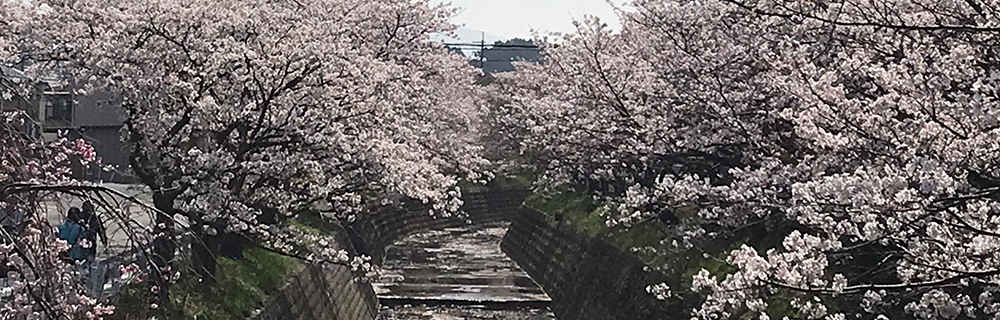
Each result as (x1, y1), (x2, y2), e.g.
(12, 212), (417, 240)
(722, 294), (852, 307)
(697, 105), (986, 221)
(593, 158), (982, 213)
(433, 0), (627, 41)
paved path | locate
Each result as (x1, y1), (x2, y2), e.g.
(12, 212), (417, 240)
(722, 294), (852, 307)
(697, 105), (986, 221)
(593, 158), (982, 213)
(27, 183), (159, 299)
(373, 223), (554, 319)
(39, 183), (157, 259)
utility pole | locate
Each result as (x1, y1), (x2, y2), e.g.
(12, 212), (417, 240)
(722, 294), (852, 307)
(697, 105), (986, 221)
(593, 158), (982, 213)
(479, 31), (485, 70)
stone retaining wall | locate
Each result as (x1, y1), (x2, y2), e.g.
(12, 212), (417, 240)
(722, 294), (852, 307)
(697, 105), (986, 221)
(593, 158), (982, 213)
(501, 205), (674, 320)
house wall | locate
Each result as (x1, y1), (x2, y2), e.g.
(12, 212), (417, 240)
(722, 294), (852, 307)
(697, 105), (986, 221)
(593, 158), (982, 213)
(74, 91), (124, 127)
(69, 126), (134, 183)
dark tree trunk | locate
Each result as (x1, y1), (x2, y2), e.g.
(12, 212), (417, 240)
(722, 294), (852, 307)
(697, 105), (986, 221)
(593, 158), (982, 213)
(190, 227), (217, 286)
(214, 231), (251, 260)
(150, 193), (176, 305)
(190, 226), (251, 287)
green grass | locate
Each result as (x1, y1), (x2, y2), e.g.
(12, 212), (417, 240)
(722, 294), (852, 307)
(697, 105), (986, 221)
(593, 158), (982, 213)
(678, 239), (742, 286)
(525, 189), (851, 320)
(524, 189), (671, 255)
(523, 190), (757, 317)
(291, 209), (341, 235)
(489, 174), (533, 189)
(113, 247), (301, 320)
(113, 210), (350, 319)
(457, 174), (533, 194)
(188, 247), (299, 319)
(525, 190), (605, 236)
(457, 179), (491, 193)
(112, 209), (355, 319)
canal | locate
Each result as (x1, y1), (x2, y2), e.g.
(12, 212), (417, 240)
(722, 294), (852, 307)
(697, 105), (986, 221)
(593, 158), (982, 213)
(373, 223), (555, 320)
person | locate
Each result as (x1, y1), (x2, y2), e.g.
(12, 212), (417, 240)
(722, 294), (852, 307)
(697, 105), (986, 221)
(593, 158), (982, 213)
(0, 200), (21, 283)
(80, 201), (107, 260)
(0, 200), (24, 235)
(57, 207), (89, 261)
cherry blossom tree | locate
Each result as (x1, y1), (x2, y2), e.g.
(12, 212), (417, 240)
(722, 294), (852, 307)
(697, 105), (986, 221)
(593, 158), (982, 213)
(0, 108), (144, 319)
(499, 0), (1000, 319)
(37, 0), (491, 301)
(5, 0), (489, 314)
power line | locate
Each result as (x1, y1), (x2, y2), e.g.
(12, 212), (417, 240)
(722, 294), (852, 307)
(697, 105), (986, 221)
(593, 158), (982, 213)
(443, 43), (541, 49)
(453, 48), (542, 52)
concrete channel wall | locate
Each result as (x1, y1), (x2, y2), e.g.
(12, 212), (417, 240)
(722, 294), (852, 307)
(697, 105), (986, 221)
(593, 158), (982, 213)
(252, 188), (530, 320)
(252, 218), (379, 320)
(501, 205), (674, 320)
(252, 263), (379, 320)
(348, 188), (531, 264)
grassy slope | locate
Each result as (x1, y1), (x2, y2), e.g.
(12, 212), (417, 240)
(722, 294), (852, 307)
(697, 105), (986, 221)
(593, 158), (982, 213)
(110, 210), (358, 320)
(113, 246), (301, 320)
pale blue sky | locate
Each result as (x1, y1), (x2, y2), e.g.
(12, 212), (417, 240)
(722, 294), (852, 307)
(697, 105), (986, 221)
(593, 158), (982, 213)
(434, 0), (627, 40)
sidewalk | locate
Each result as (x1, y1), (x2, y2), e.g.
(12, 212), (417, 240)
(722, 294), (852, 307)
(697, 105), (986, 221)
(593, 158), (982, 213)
(40, 183), (155, 259)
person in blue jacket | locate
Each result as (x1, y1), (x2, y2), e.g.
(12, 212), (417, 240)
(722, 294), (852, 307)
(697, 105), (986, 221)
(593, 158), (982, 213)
(57, 207), (90, 262)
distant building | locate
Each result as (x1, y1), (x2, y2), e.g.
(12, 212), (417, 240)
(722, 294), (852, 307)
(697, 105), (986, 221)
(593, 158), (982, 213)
(1, 66), (133, 183)
(67, 92), (133, 183)
(467, 39), (542, 74)
(474, 73), (497, 86)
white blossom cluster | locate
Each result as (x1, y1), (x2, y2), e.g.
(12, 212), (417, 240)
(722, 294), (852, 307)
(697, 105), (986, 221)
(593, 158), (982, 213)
(60, 0), (489, 229)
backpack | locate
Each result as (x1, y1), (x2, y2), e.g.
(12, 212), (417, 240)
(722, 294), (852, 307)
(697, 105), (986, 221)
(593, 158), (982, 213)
(57, 220), (89, 261)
